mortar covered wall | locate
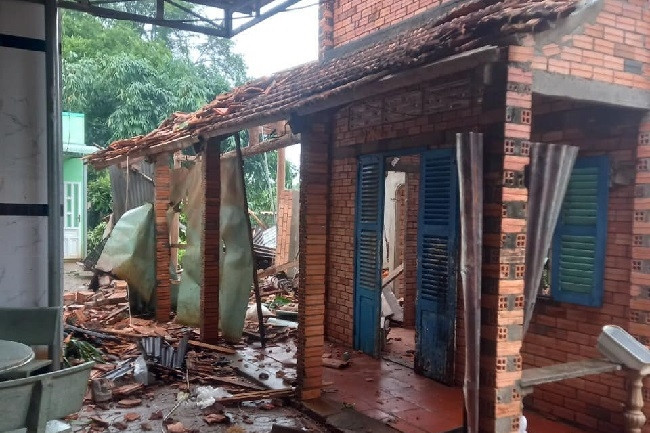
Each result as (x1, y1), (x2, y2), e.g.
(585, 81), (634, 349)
(522, 99), (641, 433)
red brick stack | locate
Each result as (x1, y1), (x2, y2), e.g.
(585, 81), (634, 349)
(154, 155), (172, 323)
(202, 143), (220, 343)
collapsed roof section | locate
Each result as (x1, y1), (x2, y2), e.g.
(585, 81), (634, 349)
(86, 0), (579, 169)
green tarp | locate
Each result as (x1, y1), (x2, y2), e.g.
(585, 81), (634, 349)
(96, 203), (155, 308)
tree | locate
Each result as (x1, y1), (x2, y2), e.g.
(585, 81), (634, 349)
(62, 11), (246, 147)
(62, 10), (247, 238)
(62, 9), (292, 236)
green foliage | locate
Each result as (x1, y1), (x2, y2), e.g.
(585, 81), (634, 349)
(87, 169), (112, 229)
(87, 220), (107, 253)
(63, 338), (104, 366)
(62, 10), (245, 148)
(61, 9), (247, 242)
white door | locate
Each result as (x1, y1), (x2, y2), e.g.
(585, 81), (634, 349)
(63, 182), (82, 259)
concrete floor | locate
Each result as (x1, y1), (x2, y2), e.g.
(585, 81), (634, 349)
(69, 385), (327, 433)
(63, 261), (93, 292)
(382, 326), (415, 368)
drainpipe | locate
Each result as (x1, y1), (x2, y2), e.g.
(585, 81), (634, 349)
(45, 0), (63, 371)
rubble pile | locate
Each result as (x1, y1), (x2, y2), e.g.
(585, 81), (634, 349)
(61, 266), (302, 433)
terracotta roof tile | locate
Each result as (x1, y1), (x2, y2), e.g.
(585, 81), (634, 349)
(87, 0), (578, 167)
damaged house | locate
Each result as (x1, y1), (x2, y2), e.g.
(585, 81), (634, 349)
(81, 0), (650, 432)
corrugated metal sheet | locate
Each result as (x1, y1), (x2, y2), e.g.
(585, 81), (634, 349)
(456, 132), (483, 433)
(109, 161), (155, 223)
(523, 143), (578, 333)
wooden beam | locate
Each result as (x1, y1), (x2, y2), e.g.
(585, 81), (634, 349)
(221, 133), (301, 160)
(277, 146), (286, 202)
(170, 153), (181, 270)
(294, 45), (501, 117)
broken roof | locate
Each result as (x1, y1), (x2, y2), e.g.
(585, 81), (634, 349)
(86, 0), (578, 169)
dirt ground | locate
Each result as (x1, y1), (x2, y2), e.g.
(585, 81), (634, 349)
(69, 385), (326, 433)
(64, 261), (93, 292)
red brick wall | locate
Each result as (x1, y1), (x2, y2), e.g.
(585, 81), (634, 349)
(330, 0), (450, 48)
(522, 98), (641, 433)
(531, 0), (649, 90)
(276, 189), (294, 265)
(327, 156), (356, 345)
(325, 70), (497, 398)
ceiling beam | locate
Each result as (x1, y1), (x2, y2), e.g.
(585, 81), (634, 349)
(57, 0), (228, 37)
(231, 0), (301, 36)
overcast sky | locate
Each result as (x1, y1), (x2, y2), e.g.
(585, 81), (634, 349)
(232, 0), (319, 167)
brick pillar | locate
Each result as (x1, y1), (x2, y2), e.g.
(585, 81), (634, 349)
(403, 170), (419, 328)
(201, 142), (220, 343)
(297, 116), (330, 400)
(154, 154), (172, 323)
(318, 0), (334, 59)
(631, 113), (650, 423)
(479, 46), (532, 433)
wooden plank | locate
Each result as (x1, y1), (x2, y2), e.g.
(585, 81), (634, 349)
(322, 358), (349, 369)
(381, 264), (404, 289)
(201, 375), (264, 390)
(186, 340), (236, 355)
(257, 260), (299, 279)
(214, 388), (293, 405)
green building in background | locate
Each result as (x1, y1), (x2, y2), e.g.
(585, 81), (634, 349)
(62, 112), (96, 260)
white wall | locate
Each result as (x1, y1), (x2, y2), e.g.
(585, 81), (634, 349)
(0, 0), (48, 306)
(382, 171), (405, 270)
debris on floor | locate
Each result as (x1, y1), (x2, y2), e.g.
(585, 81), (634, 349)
(61, 260), (316, 432)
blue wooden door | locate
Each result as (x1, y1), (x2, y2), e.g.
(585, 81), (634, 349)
(353, 154), (385, 356)
(415, 148), (459, 383)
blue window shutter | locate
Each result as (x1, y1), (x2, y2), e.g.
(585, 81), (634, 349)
(551, 155), (609, 307)
(415, 148), (459, 381)
(353, 154), (384, 355)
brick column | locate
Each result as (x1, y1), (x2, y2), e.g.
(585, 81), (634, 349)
(631, 113), (650, 422)
(297, 116), (330, 400)
(154, 154), (172, 323)
(201, 142), (220, 343)
(403, 171), (419, 328)
(479, 46), (532, 433)
(318, 0), (334, 59)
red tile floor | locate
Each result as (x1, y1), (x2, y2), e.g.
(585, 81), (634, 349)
(322, 333), (588, 433)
